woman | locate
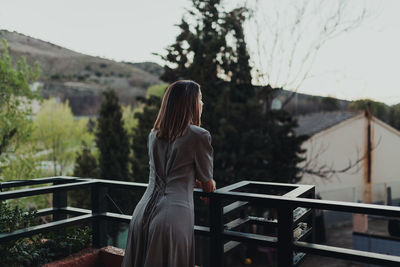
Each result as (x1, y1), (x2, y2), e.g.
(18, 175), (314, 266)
(121, 80), (216, 267)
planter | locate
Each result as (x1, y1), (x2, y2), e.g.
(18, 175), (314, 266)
(42, 246), (124, 267)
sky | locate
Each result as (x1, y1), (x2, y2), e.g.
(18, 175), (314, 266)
(0, 0), (399, 105)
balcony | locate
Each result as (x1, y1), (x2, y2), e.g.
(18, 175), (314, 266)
(1, 177), (400, 266)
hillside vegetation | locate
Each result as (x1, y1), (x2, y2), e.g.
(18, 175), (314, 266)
(0, 30), (161, 115)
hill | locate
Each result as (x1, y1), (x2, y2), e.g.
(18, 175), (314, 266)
(0, 29), (162, 115)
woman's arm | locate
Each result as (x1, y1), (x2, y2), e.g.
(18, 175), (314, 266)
(195, 179), (216, 205)
(200, 179), (216, 193)
(195, 179), (216, 192)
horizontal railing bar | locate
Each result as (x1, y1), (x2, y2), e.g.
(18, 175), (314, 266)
(0, 214), (93, 243)
(96, 179), (148, 190)
(294, 241), (400, 266)
(0, 176), (88, 189)
(214, 191), (400, 217)
(223, 201), (248, 215)
(295, 240), (400, 265)
(62, 206), (92, 215)
(98, 212), (132, 223)
(33, 207), (91, 217)
(224, 240), (241, 254)
(193, 188), (209, 197)
(91, 212), (212, 237)
(36, 207), (57, 217)
(248, 216), (277, 226)
(245, 180), (301, 187)
(223, 230), (277, 247)
(0, 180), (97, 200)
(284, 185), (314, 198)
(194, 225), (210, 237)
(224, 217), (249, 230)
(217, 180), (250, 193)
(6, 177), (399, 218)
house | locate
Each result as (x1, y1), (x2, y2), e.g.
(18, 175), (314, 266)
(296, 110), (400, 204)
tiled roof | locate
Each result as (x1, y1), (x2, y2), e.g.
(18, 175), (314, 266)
(295, 111), (360, 136)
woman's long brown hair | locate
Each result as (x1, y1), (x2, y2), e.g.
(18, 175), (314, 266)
(153, 80), (201, 142)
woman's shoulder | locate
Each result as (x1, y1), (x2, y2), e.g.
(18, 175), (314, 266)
(188, 124), (210, 137)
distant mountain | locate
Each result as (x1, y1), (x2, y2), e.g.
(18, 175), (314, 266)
(275, 89), (350, 115)
(126, 61), (164, 78)
(0, 29), (162, 115)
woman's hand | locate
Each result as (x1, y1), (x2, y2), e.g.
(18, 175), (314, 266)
(195, 179), (216, 205)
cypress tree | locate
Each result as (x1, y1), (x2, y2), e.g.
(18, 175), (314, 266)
(159, 0), (307, 186)
(69, 142), (99, 209)
(96, 90), (130, 181)
(131, 95), (162, 183)
(73, 143), (99, 179)
(95, 89), (131, 246)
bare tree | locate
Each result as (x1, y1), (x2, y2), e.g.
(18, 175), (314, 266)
(299, 135), (381, 180)
(247, 0), (375, 105)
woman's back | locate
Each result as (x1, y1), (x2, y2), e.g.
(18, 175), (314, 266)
(121, 124), (213, 267)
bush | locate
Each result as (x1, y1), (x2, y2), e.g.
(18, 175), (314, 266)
(0, 201), (92, 267)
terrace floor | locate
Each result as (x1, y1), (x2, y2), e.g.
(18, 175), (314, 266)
(301, 217), (387, 267)
(225, 217), (388, 267)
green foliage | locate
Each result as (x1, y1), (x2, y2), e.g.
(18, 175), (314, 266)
(122, 104), (142, 137)
(96, 90), (130, 181)
(33, 98), (93, 176)
(0, 39), (41, 160)
(349, 99), (390, 120)
(129, 84), (167, 183)
(73, 142), (99, 179)
(0, 201), (91, 267)
(43, 225), (92, 260)
(1, 145), (43, 181)
(95, 89), (131, 246)
(348, 99), (400, 130)
(0, 200), (38, 232)
(131, 96), (162, 183)
(146, 83), (167, 98)
(158, 0), (307, 185)
(69, 142), (99, 209)
(388, 103), (400, 130)
(321, 96), (339, 111)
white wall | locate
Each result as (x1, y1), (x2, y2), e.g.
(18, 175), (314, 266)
(298, 115), (400, 203)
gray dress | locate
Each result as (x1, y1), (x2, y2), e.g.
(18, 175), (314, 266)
(121, 124), (214, 267)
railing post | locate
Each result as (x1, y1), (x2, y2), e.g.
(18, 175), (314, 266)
(310, 187), (316, 243)
(53, 179), (68, 221)
(91, 181), (108, 248)
(210, 195), (224, 267)
(277, 206), (293, 266)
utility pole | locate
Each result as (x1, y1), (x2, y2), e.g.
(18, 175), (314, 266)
(363, 102), (373, 204)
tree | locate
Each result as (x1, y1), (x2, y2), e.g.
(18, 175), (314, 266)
(349, 99), (390, 121)
(0, 40), (40, 162)
(73, 142), (99, 178)
(131, 95), (163, 183)
(146, 83), (168, 98)
(33, 98), (92, 176)
(69, 142), (99, 209)
(388, 104), (400, 130)
(158, 0), (307, 186)
(96, 90), (130, 181)
(95, 89), (130, 246)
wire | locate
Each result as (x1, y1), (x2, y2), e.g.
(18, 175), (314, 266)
(105, 193), (125, 215)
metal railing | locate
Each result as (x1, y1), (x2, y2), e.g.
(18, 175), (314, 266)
(1, 176), (400, 266)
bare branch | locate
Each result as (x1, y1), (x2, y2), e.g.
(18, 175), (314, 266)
(249, 0), (371, 97)
(300, 134), (382, 180)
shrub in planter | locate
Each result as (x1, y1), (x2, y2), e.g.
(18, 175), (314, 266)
(0, 201), (92, 266)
